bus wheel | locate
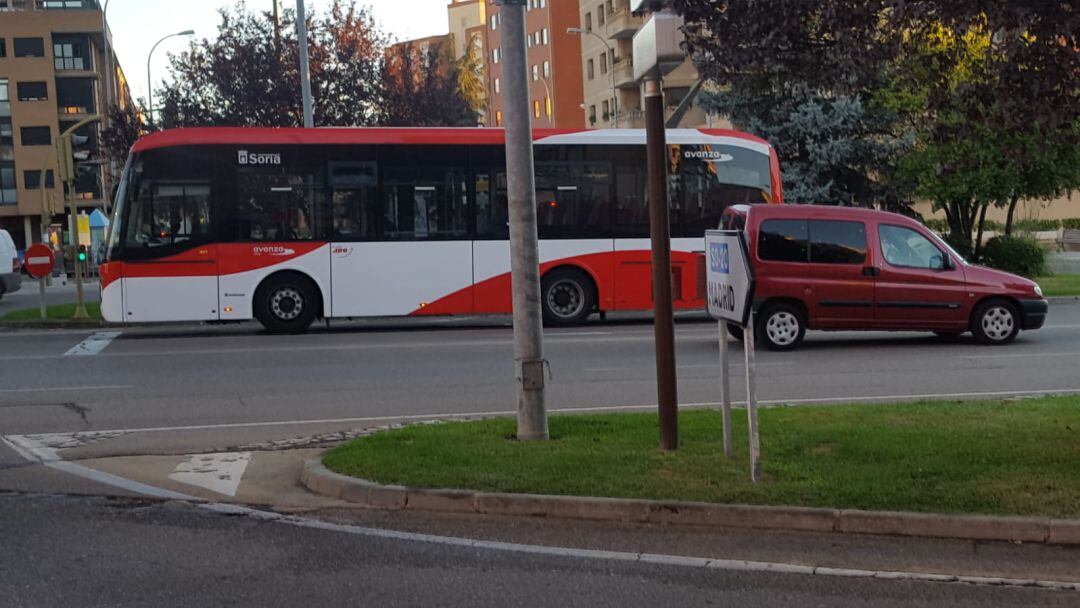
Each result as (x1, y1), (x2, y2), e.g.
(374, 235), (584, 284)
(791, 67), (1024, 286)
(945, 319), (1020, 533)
(255, 274), (318, 334)
(541, 268), (596, 326)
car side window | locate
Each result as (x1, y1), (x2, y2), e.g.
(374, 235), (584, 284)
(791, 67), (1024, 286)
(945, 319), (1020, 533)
(879, 224), (948, 270)
(758, 219), (808, 262)
(809, 220), (867, 264)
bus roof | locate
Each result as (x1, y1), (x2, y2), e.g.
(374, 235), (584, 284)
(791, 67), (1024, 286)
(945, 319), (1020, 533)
(130, 127), (774, 155)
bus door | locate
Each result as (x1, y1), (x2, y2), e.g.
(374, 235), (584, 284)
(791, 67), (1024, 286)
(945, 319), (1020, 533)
(331, 153), (473, 317)
(122, 182), (220, 322)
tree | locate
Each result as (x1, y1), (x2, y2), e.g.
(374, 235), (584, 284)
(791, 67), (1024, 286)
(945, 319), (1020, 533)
(674, 0), (911, 207)
(158, 0), (385, 128)
(455, 36), (487, 121)
(380, 40), (478, 127)
(675, 0), (1080, 252)
(100, 103), (146, 170)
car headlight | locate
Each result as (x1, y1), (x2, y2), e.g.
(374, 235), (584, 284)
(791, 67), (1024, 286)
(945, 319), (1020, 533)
(1034, 283), (1043, 297)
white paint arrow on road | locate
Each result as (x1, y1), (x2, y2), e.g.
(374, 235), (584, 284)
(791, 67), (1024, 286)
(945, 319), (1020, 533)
(168, 452), (252, 497)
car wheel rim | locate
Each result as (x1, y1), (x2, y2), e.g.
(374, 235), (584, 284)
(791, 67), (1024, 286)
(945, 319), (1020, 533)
(766, 312), (799, 346)
(547, 279), (585, 319)
(981, 306), (1014, 341)
(270, 287), (303, 321)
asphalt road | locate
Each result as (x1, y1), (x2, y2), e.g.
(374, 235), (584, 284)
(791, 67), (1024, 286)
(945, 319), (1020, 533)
(2, 493), (1075, 608)
(2, 303), (1078, 448)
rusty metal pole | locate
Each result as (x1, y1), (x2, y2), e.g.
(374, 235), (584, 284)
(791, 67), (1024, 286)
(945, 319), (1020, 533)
(644, 77), (678, 451)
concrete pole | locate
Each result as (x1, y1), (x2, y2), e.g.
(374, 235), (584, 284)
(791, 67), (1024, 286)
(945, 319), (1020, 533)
(718, 321), (733, 458)
(296, 0), (314, 128)
(499, 0), (548, 441)
(744, 310), (761, 483)
(644, 76), (678, 451)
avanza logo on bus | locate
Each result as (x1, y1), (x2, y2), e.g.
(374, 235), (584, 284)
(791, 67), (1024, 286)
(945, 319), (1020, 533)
(252, 245), (295, 256)
(237, 150), (282, 165)
(684, 150), (734, 162)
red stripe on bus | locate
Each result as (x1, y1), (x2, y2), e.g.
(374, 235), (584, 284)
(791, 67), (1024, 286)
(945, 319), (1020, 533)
(410, 250), (708, 316)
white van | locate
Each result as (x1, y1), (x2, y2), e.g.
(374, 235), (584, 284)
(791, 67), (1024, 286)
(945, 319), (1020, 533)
(0, 229), (22, 300)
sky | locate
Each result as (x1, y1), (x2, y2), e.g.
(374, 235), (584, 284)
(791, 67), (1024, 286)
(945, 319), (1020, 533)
(108, 0), (451, 106)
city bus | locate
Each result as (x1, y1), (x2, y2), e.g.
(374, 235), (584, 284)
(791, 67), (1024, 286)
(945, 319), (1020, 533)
(101, 127), (783, 332)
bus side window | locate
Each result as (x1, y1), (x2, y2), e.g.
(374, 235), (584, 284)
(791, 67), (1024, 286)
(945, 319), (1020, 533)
(329, 162), (379, 240)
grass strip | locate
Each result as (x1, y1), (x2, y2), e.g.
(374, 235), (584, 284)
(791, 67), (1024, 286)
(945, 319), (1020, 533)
(325, 397), (1080, 518)
(0, 302), (103, 326)
(1038, 274), (1080, 297)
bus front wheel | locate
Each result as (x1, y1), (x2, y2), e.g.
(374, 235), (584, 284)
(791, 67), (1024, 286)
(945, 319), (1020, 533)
(255, 274), (318, 334)
(541, 268), (596, 326)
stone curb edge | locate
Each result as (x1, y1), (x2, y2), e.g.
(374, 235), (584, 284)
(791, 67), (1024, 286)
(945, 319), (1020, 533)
(301, 459), (1080, 546)
(1047, 295), (1080, 304)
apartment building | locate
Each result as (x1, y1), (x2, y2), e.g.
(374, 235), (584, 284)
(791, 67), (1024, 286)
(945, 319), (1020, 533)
(480, 0), (584, 129)
(575, 0), (709, 129)
(0, 0), (126, 249)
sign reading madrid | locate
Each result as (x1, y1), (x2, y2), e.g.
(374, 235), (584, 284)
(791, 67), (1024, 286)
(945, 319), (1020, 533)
(705, 230), (755, 327)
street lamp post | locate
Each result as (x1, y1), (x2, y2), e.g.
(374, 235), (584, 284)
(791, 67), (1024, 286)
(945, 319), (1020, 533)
(146, 30), (195, 126)
(102, 0), (113, 107)
(567, 27), (618, 128)
(296, 0), (314, 127)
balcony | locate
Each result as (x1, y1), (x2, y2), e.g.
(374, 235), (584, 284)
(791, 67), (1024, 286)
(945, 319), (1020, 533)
(605, 7), (642, 39)
(612, 58), (636, 88)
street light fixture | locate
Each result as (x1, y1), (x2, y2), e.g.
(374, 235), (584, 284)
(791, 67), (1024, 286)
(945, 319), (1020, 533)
(567, 26), (618, 128)
(146, 29), (195, 126)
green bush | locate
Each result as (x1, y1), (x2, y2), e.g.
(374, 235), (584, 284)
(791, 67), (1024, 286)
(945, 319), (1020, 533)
(924, 218), (948, 232)
(1013, 218), (1061, 232)
(980, 235), (1047, 278)
(1062, 218), (1080, 230)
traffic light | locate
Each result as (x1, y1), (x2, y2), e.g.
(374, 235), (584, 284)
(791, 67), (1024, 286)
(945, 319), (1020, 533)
(71, 133), (92, 162)
(77, 244), (87, 264)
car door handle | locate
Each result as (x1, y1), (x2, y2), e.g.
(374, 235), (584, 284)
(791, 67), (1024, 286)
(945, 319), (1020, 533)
(862, 266), (880, 277)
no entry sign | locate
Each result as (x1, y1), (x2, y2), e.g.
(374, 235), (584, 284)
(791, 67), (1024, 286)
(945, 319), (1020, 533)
(24, 243), (55, 279)
(704, 230), (755, 328)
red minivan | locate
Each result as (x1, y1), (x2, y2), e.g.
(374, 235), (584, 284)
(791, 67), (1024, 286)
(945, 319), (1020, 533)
(721, 204), (1048, 350)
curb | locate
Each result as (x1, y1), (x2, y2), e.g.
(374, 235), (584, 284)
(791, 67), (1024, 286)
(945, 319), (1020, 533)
(1047, 295), (1080, 304)
(301, 459), (1080, 546)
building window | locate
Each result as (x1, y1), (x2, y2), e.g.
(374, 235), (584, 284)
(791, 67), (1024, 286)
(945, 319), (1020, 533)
(527, 33), (533, 48)
(587, 59), (595, 80)
(598, 4), (606, 25)
(585, 13), (592, 32)
(17, 81), (48, 101)
(56, 78), (95, 114)
(495, 110), (502, 126)
(21, 126), (52, 146)
(490, 14), (497, 30)
(532, 65), (539, 81)
(545, 97), (552, 118)
(24, 170), (56, 190)
(494, 78), (500, 95)
(602, 100), (610, 120)
(600, 52), (608, 74)
(0, 161), (16, 206)
(540, 0), (546, 7)
(533, 100), (541, 119)
(13, 37), (45, 57)
(0, 39), (6, 58)
(543, 60), (550, 78)
(492, 47), (500, 64)
(542, 28), (549, 45)
(589, 105), (597, 124)
(0, 79), (12, 147)
(53, 34), (91, 71)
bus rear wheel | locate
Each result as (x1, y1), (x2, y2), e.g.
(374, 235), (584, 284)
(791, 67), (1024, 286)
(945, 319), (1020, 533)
(541, 268), (596, 326)
(255, 274), (318, 334)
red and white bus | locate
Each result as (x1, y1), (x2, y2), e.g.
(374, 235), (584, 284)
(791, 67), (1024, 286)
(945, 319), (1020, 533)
(101, 127), (782, 332)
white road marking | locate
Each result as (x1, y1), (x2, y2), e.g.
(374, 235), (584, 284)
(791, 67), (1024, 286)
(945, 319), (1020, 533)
(962, 351), (1080, 360)
(168, 452), (252, 497)
(6, 387), (1078, 441)
(3, 427), (1078, 590)
(64, 331), (122, 356)
(0, 384), (134, 394)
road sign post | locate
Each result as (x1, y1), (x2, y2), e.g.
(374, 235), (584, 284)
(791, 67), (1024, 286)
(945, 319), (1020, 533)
(24, 243), (55, 320)
(705, 230), (758, 481)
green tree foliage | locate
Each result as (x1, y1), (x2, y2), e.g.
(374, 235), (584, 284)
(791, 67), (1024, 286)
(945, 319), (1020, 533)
(99, 103), (145, 173)
(157, 0), (474, 128)
(455, 37), (487, 120)
(674, 1), (1079, 252)
(674, 0), (909, 207)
